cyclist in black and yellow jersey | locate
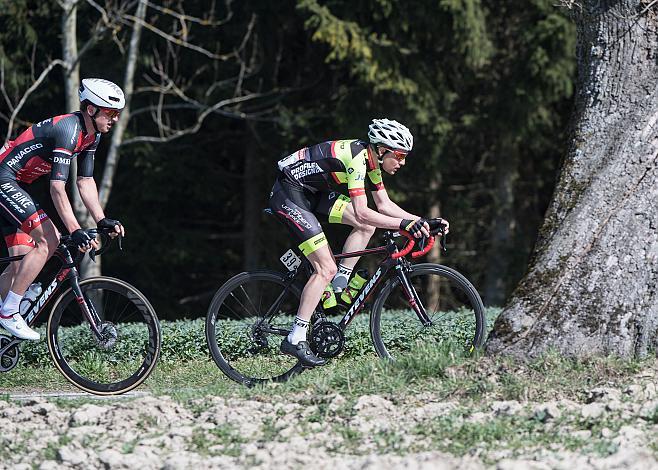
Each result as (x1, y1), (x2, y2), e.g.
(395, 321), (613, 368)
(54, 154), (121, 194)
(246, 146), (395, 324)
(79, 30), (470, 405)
(269, 119), (450, 366)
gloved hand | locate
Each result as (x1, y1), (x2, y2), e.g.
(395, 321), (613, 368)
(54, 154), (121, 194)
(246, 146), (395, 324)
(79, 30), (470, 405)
(97, 217), (124, 236)
(400, 218), (428, 238)
(427, 217), (450, 235)
(71, 229), (94, 251)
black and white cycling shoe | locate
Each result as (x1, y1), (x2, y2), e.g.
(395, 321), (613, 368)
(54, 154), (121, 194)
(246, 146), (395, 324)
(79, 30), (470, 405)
(280, 338), (327, 367)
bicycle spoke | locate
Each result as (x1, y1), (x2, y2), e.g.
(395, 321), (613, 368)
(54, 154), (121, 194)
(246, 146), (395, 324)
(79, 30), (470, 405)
(206, 272), (303, 384)
(48, 278), (161, 395)
(372, 265), (485, 360)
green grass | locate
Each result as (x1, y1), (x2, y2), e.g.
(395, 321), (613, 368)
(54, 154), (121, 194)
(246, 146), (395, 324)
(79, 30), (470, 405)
(0, 311), (652, 412)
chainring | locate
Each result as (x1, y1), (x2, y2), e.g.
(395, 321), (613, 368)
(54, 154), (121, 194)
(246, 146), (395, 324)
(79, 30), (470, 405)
(0, 334), (20, 372)
(309, 321), (345, 358)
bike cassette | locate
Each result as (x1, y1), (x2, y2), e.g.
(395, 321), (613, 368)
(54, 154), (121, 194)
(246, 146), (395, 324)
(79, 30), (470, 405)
(0, 334), (20, 372)
(309, 321), (345, 358)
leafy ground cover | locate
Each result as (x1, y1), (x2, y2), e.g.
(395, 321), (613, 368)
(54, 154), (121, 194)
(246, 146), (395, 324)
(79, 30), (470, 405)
(1, 313), (658, 468)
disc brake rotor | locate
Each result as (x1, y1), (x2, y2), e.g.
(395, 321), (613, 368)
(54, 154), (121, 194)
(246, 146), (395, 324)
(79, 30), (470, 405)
(96, 322), (118, 349)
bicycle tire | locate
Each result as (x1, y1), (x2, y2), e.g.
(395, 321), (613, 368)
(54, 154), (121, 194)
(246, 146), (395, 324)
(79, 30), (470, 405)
(370, 263), (485, 360)
(205, 270), (304, 385)
(47, 277), (161, 395)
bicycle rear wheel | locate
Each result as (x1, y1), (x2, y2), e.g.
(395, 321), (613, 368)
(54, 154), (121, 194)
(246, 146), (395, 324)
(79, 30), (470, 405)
(47, 277), (161, 395)
(370, 263), (485, 360)
(205, 270), (304, 385)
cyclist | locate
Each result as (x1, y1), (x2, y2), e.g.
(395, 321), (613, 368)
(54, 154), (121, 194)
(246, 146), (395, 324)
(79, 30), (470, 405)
(269, 118), (449, 366)
(0, 78), (125, 340)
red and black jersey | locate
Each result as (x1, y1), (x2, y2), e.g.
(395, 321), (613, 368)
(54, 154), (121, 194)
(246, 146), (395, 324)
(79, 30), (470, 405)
(0, 112), (99, 184)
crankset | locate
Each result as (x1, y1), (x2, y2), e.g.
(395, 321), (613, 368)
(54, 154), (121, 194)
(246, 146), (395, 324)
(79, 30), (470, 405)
(0, 334), (20, 372)
(309, 320), (345, 358)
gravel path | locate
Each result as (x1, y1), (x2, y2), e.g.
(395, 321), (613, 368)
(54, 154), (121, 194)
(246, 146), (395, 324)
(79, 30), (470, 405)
(2, 377), (658, 469)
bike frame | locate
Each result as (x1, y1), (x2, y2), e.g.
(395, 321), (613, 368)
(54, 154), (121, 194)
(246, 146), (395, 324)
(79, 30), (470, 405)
(0, 243), (102, 357)
(332, 232), (431, 330)
(261, 231), (433, 336)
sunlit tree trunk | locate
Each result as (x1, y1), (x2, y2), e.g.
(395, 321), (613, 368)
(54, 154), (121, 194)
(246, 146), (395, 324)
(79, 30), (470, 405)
(426, 178), (442, 306)
(487, 0), (658, 358)
(243, 121), (262, 271)
(483, 144), (519, 306)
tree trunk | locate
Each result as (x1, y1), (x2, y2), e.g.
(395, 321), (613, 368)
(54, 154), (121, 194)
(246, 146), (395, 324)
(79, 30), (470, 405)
(486, 0), (658, 358)
(426, 177), (442, 307)
(83, 0), (146, 279)
(99, 0), (147, 208)
(483, 142), (519, 306)
(61, 0), (100, 278)
(243, 121), (261, 271)
(61, 0), (83, 216)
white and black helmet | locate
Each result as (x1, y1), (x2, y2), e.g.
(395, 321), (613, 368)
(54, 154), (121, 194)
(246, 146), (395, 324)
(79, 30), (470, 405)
(79, 78), (125, 109)
(368, 118), (413, 151)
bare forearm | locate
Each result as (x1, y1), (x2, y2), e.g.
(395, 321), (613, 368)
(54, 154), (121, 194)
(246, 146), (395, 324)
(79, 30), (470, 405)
(355, 206), (401, 230)
(50, 185), (80, 233)
(77, 178), (105, 223)
(378, 200), (419, 220)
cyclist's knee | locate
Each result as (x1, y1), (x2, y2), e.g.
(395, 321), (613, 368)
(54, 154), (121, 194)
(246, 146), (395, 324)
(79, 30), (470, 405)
(316, 262), (337, 282)
(358, 223), (376, 237)
(29, 224), (59, 255)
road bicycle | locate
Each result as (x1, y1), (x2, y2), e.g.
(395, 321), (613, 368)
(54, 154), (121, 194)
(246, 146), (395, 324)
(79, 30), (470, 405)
(0, 228), (161, 395)
(206, 216), (485, 386)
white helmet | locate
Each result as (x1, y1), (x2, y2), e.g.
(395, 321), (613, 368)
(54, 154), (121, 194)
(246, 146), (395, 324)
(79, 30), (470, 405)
(79, 78), (125, 109)
(368, 118), (413, 151)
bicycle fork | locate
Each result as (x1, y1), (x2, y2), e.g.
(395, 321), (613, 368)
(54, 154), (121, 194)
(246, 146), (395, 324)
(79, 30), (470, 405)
(69, 275), (104, 338)
(395, 265), (432, 327)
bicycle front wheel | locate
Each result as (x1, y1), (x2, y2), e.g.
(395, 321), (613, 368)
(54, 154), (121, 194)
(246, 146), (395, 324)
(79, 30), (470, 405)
(370, 263), (485, 360)
(205, 270), (304, 385)
(47, 277), (161, 395)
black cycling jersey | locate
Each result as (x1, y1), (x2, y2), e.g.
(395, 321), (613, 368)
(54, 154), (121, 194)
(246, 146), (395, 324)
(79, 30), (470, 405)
(277, 140), (384, 197)
(270, 139), (385, 257)
(0, 112), (98, 183)
(0, 112), (99, 243)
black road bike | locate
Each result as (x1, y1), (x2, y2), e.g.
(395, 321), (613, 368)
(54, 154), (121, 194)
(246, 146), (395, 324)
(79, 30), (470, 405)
(206, 218), (485, 386)
(0, 228), (161, 395)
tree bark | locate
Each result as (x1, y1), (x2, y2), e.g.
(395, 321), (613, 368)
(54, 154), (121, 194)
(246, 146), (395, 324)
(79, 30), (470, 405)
(483, 141), (519, 306)
(243, 121), (262, 271)
(99, 0), (147, 209)
(426, 177), (443, 307)
(61, 0), (83, 215)
(486, 0), (658, 358)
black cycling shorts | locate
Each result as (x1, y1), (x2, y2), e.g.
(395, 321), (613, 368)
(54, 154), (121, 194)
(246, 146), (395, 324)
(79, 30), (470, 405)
(268, 178), (351, 256)
(0, 179), (47, 248)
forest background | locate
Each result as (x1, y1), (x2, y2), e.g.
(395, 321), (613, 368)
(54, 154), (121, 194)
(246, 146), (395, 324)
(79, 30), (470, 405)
(0, 0), (576, 320)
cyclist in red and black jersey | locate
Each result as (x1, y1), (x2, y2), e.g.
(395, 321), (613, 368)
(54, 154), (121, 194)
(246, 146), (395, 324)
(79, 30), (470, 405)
(0, 78), (125, 340)
(269, 119), (450, 366)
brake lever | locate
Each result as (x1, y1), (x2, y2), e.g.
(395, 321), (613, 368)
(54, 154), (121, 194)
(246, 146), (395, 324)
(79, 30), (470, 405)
(440, 231), (447, 252)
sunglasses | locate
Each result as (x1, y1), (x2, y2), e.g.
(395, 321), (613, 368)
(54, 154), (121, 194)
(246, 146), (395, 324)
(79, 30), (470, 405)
(383, 147), (408, 161)
(100, 108), (122, 119)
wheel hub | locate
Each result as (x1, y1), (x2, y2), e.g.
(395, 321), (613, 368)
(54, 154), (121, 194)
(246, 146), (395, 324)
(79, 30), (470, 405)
(96, 322), (118, 349)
